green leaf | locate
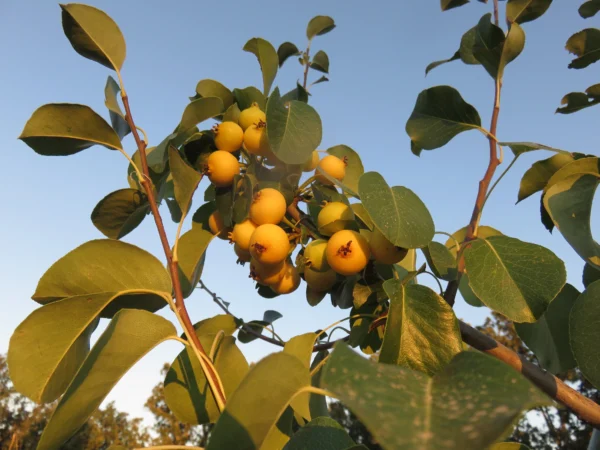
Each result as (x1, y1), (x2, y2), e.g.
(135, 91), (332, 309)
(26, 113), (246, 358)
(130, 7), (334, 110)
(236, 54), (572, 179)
(441, 0), (470, 11)
(583, 263), (600, 287)
(566, 28), (600, 69)
(33, 240), (171, 317)
(422, 242), (457, 281)
(556, 85), (600, 114)
(464, 236), (566, 322)
(91, 188), (149, 240)
(223, 103), (241, 124)
(490, 443), (532, 450)
(177, 227), (215, 298)
(195, 79), (234, 110)
(36, 310), (176, 450)
(165, 332), (248, 424)
(472, 14), (525, 80)
(233, 86), (266, 111)
(379, 281), (462, 375)
(459, 25), (480, 65)
(543, 157), (600, 269)
(570, 280), (600, 389)
(517, 153), (575, 202)
(358, 172), (435, 249)
(499, 141), (570, 157)
(351, 203), (374, 231)
(266, 87), (323, 165)
(8, 294), (105, 403)
(349, 303), (386, 354)
(310, 50), (330, 74)
(278, 42), (301, 67)
(243, 38), (279, 96)
(238, 310), (283, 344)
(168, 147), (202, 216)
(104, 76), (130, 139)
(176, 97), (224, 135)
(309, 351), (330, 419)
(284, 333), (318, 421)
(444, 225), (504, 258)
(459, 274), (485, 307)
(60, 3), (126, 71)
(307, 16), (336, 40)
(321, 343), (551, 450)
(206, 352), (312, 450)
(514, 284), (578, 374)
(579, 0), (600, 18)
(193, 314), (240, 336)
(283, 417), (356, 450)
(406, 86), (482, 155)
(326, 145), (364, 196)
(281, 83), (310, 104)
(19, 103), (123, 155)
(506, 0), (553, 24)
(312, 75), (329, 85)
(425, 51), (460, 75)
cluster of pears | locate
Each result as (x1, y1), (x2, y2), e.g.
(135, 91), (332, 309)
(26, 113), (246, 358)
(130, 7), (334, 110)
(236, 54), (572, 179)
(202, 103), (406, 298)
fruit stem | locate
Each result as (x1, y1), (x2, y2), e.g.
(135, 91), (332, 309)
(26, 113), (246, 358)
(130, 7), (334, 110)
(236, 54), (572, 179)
(120, 90), (227, 412)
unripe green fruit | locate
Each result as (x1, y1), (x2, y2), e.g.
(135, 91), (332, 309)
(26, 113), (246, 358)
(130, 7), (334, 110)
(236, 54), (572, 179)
(317, 202), (355, 236)
(303, 239), (329, 272)
(249, 224), (290, 265)
(229, 219), (257, 251)
(270, 263), (301, 294)
(249, 188), (287, 225)
(206, 151), (240, 187)
(315, 155), (346, 185)
(239, 103), (266, 131)
(326, 230), (370, 276)
(304, 267), (337, 292)
(213, 121), (244, 153)
(369, 229), (408, 265)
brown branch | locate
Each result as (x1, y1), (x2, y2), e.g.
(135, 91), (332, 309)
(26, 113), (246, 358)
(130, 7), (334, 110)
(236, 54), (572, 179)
(121, 94), (226, 407)
(302, 43), (312, 90)
(459, 321), (600, 427)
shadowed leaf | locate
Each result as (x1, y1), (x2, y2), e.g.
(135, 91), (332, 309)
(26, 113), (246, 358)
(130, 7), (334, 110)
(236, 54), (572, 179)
(243, 38), (279, 96)
(579, 0), (600, 18)
(60, 3), (126, 71)
(566, 29), (600, 69)
(422, 242), (457, 281)
(35, 310), (176, 450)
(176, 97), (224, 134)
(104, 76), (130, 139)
(441, 0), (470, 11)
(283, 417), (356, 450)
(234, 86), (266, 111)
(517, 153), (575, 203)
(278, 42), (301, 67)
(499, 141), (570, 157)
(583, 263), (600, 287)
(556, 85), (600, 114)
(515, 284), (578, 374)
(570, 280), (600, 389)
(426, 51), (460, 75)
(310, 50), (330, 74)
(380, 280), (462, 375)
(359, 172), (434, 249)
(195, 79), (234, 111)
(177, 227), (215, 298)
(406, 86), (482, 155)
(169, 147), (202, 216)
(506, 0), (553, 24)
(20, 104), (122, 155)
(321, 344), (550, 450)
(266, 87), (322, 165)
(91, 188), (149, 239)
(464, 236), (566, 322)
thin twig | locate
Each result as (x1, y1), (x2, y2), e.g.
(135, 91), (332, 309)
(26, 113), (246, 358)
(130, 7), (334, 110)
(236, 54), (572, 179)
(120, 92), (227, 410)
(302, 42), (312, 90)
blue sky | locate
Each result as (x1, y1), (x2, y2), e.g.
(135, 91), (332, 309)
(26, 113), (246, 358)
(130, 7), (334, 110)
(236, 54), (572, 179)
(1, 0), (598, 422)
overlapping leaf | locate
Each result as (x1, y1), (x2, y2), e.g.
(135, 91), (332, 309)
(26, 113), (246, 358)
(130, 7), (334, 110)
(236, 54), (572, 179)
(566, 29), (600, 69)
(195, 79), (234, 110)
(556, 85), (600, 114)
(91, 188), (149, 239)
(307, 16), (336, 40)
(243, 38), (279, 95)
(517, 153), (575, 202)
(104, 76), (130, 139)
(506, 0), (553, 24)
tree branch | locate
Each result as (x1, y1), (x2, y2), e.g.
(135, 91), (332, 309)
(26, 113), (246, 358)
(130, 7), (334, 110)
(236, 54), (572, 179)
(459, 321), (600, 427)
(121, 94), (227, 410)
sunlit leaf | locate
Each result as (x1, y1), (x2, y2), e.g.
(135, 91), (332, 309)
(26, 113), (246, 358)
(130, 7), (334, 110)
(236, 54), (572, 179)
(517, 153), (575, 203)
(176, 97), (224, 134)
(307, 16), (336, 40)
(570, 280), (600, 389)
(243, 38), (279, 96)
(556, 85), (600, 114)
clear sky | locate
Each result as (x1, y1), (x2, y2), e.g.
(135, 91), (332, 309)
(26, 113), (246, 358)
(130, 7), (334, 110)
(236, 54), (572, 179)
(1, 0), (598, 423)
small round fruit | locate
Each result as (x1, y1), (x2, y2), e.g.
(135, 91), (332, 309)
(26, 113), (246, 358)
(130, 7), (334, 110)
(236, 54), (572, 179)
(213, 121), (244, 153)
(249, 188), (287, 225)
(239, 102), (266, 131)
(369, 229), (408, 265)
(208, 210), (229, 240)
(229, 219), (257, 251)
(270, 263), (301, 295)
(250, 258), (286, 285)
(206, 151), (240, 187)
(302, 150), (320, 172)
(304, 267), (337, 292)
(317, 202), (355, 236)
(249, 224), (290, 265)
(303, 239), (329, 272)
(234, 243), (251, 263)
(326, 230), (370, 276)
(315, 155), (346, 185)
(243, 122), (270, 157)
